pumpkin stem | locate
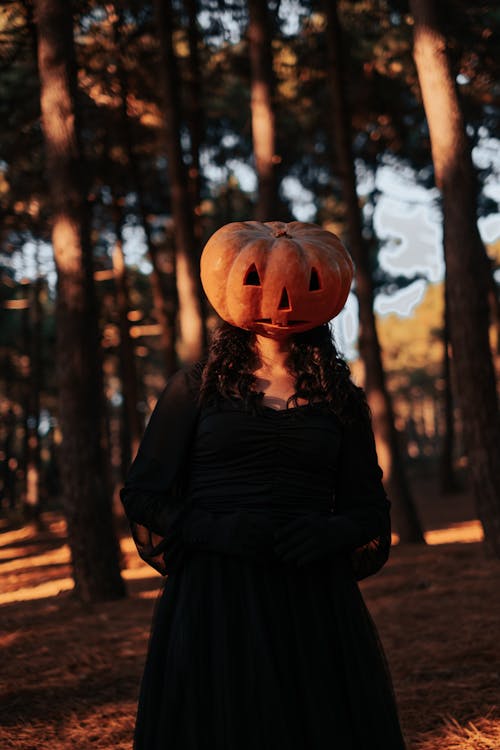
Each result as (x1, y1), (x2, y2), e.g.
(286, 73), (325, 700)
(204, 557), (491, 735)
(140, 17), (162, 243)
(273, 228), (290, 238)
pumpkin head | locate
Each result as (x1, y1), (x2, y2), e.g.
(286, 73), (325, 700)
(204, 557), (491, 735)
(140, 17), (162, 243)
(200, 220), (354, 336)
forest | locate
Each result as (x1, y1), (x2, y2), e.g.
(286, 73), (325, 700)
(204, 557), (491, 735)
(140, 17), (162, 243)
(1, 1), (500, 748)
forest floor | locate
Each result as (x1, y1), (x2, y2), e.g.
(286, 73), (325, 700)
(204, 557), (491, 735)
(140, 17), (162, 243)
(1, 463), (499, 750)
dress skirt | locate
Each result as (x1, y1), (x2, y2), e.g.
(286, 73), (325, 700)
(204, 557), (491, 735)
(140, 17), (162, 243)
(133, 551), (407, 750)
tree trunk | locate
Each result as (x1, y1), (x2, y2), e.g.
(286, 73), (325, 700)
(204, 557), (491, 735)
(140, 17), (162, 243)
(111, 204), (143, 470)
(410, 0), (500, 556)
(247, 0), (280, 221)
(23, 276), (44, 526)
(21, 298), (33, 515)
(154, 0), (206, 363)
(323, 0), (425, 543)
(3, 407), (17, 511)
(110, 6), (177, 376)
(439, 275), (459, 494)
(34, 0), (125, 601)
(185, 0), (203, 243)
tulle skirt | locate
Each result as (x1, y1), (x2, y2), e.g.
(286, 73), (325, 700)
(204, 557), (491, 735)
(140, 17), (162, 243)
(133, 552), (407, 749)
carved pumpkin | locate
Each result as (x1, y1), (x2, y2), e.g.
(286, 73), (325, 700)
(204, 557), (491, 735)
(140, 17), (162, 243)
(200, 220), (354, 336)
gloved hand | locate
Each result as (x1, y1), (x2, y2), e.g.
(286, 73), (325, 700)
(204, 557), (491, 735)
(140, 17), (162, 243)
(181, 507), (276, 562)
(273, 511), (364, 567)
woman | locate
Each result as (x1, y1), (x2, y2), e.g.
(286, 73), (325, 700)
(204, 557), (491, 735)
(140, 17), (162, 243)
(120, 221), (407, 749)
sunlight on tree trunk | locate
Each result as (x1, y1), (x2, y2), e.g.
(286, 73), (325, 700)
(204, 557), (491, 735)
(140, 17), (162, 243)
(34, 0), (125, 601)
(410, 0), (500, 556)
(154, 0), (206, 363)
(323, 0), (425, 544)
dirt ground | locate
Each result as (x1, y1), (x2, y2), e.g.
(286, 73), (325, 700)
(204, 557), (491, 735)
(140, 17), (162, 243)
(1, 468), (500, 750)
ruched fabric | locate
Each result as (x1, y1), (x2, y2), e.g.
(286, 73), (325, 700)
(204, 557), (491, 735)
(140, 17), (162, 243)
(120, 364), (407, 749)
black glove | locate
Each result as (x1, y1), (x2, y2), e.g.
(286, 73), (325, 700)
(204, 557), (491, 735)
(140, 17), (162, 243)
(350, 531), (392, 581)
(181, 507), (276, 562)
(273, 511), (364, 567)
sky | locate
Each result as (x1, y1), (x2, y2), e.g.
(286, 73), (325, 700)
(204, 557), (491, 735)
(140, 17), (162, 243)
(336, 143), (500, 358)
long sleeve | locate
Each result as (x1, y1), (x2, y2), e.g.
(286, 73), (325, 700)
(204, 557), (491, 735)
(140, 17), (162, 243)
(333, 400), (392, 581)
(119, 362), (203, 576)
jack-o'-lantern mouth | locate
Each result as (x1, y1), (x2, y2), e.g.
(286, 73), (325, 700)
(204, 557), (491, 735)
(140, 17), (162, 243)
(254, 318), (310, 327)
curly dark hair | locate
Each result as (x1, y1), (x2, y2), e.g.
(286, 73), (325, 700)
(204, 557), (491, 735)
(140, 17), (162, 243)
(199, 321), (370, 424)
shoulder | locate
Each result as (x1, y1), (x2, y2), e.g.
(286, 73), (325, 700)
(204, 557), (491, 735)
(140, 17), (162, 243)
(159, 359), (207, 404)
(337, 383), (381, 465)
(167, 359), (204, 384)
(340, 378), (372, 428)
(180, 358), (206, 395)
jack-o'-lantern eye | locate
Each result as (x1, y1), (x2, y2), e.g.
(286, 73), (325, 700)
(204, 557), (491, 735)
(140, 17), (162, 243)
(309, 267), (321, 291)
(244, 263), (261, 286)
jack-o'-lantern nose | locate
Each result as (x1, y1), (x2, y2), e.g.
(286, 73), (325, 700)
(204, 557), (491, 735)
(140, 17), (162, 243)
(278, 287), (291, 310)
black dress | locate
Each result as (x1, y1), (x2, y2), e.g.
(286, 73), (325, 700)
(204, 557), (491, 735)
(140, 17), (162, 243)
(120, 362), (407, 750)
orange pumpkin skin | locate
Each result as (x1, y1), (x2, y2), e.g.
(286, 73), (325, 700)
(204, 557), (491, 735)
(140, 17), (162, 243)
(200, 220), (355, 336)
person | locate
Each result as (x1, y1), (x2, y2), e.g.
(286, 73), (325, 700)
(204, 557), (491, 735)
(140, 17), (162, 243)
(120, 220), (407, 749)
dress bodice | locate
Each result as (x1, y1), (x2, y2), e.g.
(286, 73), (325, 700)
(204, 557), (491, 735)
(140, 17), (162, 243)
(186, 401), (343, 521)
(120, 363), (392, 580)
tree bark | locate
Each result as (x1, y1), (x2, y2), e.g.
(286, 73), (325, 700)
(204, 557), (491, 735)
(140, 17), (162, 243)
(23, 277), (44, 526)
(185, 0), (203, 243)
(323, 0), (425, 543)
(34, 0), (125, 601)
(247, 0), (280, 221)
(410, 0), (500, 555)
(111, 203), (143, 471)
(439, 275), (459, 494)
(3, 407), (17, 511)
(154, 0), (206, 363)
